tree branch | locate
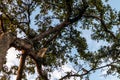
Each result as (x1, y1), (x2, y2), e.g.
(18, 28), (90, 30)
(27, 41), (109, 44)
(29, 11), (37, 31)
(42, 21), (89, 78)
(33, 4), (88, 41)
(0, 14), (5, 33)
(16, 52), (27, 80)
(43, 31), (61, 47)
(83, 14), (117, 40)
(11, 38), (32, 50)
(32, 21), (70, 41)
(0, 32), (16, 70)
(59, 60), (120, 80)
(34, 60), (48, 80)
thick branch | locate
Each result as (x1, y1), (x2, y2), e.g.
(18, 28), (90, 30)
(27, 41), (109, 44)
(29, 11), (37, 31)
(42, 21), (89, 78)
(32, 21), (69, 41)
(0, 32), (16, 70)
(11, 38), (32, 50)
(10, 37), (40, 63)
(34, 60), (48, 80)
(33, 4), (88, 41)
(16, 53), (27, 80)
(27, 49), (48, 80)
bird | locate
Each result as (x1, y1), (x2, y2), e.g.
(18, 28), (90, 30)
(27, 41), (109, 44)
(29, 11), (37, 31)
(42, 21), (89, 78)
(82, 68), (89, 73)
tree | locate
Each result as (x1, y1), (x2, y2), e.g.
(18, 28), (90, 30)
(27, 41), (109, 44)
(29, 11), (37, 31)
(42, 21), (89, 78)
(0, 0), (120, 80)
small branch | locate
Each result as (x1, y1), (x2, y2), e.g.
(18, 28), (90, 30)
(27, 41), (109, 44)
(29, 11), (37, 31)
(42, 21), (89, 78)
(43, 31), (61, 47)
(100, 18), (117, 39)
(83, 14), (117, 40)
(0, 14), (5, 32)
(26, 3), (31, 35)
(59, 72), (87, 80)
(59, 60), (119, 80)
(16, 52), (27, 80)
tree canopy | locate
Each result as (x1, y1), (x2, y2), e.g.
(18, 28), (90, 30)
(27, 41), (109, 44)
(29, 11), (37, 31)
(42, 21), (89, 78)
(0, 0), (120, 80)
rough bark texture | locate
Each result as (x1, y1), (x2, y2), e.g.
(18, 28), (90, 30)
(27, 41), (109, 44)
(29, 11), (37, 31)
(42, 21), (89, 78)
(0, 32), (16, 70)
(16, 53), (27, 80)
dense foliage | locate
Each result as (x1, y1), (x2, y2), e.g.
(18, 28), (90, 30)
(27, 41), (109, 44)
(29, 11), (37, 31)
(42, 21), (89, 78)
(0, 0), (120, 80)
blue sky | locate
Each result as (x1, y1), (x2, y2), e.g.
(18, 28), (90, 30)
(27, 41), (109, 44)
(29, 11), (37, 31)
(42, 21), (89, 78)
(108, 0), (120, 10)
(4, 0), (120, 80)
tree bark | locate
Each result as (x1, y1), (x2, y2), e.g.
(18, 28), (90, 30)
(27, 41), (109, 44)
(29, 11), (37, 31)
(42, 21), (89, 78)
(0, 32), (16, 70)
(16, 53), (27, 80)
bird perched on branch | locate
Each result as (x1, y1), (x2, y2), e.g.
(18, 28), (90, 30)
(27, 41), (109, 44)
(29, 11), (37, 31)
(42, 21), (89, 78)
(82, 68), (89, 74)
